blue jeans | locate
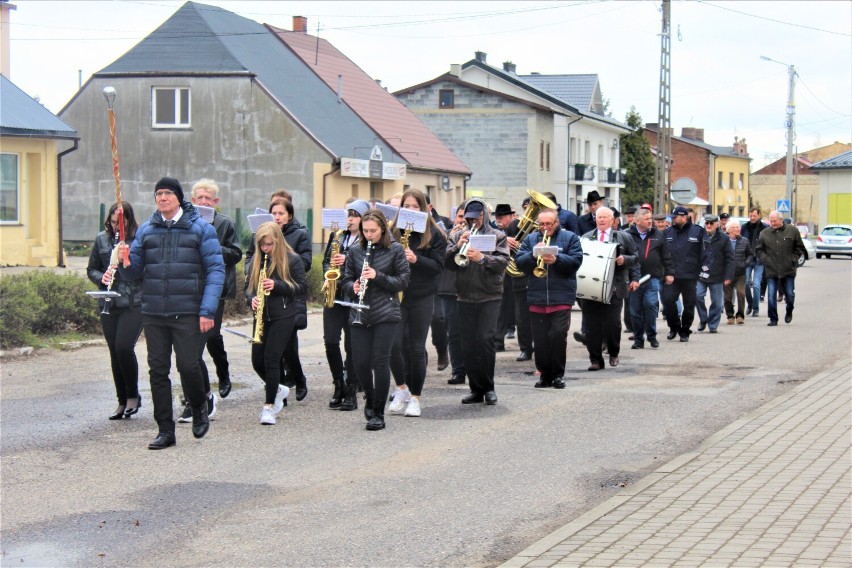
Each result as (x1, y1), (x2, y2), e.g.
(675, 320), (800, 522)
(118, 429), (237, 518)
(630, 277), (660, 343)
(746, 263), (764, 313)
(767, 276), (795, 323)
(696, 281), (724, 331)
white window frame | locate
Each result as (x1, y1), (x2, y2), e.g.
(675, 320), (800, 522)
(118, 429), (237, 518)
(152, 87), (191, 128)
(0, 152), (19, 224)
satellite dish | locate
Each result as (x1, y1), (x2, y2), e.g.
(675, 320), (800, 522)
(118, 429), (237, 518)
(671, 177), (697, 204)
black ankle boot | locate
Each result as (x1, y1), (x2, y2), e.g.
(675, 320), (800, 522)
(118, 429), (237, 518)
(366, 404), (385, 430)
(364, 394), (374, 420)
(329, 378), (344, 409)
(339, 384), (358, 411)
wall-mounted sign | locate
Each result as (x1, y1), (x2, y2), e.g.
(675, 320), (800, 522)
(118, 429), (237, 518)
(341, 157), (406, 180)
(441, 175), (451, 191)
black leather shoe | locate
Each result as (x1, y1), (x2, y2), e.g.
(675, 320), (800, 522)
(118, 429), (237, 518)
(667, 331), (677, 340)
(534, 379), (552, 388)
(784, 312), (792, 324)
(484, 391), (498, 405)
(767, 321), (778, 326)
(366, 414), (385, 430)
(679, 335), (689, 342)
(649, 338), (660, 348)
(516, 351), (533, 362)
(588, 363), (603, 371)
(447, 375), (466, 385)
(192, 404), (209, 439)
(108, 405), (126, 420)
(506, 329), (515, 339)
(495, 344), (506, 352)
(148, 432), (176, 450)
(573, 332), (586, 345)
(631, 342), (644, 349)
(364, 396), (375, 420)
(697, 322), (707, 332)
(609, 356), (619, 367)
(123, 396), (142, 418)
(552, 377), (567, 389)
(296, 386), (308, 401)
(437, 353), (449, 371)
(461, 392), (484, 404)
(218, 379), (231, 399)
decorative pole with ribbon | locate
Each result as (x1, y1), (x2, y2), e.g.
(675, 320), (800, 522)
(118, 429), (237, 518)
(103, 86), (130, 267)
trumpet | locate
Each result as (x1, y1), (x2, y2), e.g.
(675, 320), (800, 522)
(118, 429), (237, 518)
(323, 224), (344, 308)
(454, 225), (479, 267)
(533, 234), (551, 278)
(251, 254), (270, 344)
(352, 241), (373, 326)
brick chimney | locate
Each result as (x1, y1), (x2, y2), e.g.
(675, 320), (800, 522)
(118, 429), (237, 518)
(681, 127), (704, 142)
(733, 136), (748, 157)
(503, 61), (516, 74)
(474, 51), (487, 63)
(293, 15), (307, 33)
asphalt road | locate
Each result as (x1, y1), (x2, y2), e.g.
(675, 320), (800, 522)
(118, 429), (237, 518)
(1, 258), (849, 567)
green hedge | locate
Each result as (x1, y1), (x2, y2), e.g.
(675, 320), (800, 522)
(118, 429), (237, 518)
(0, 271), (101, 348)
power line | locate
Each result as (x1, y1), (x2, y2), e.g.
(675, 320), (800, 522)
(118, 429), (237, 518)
(798, 77), (851, 117)
(695, 0), (851, 37)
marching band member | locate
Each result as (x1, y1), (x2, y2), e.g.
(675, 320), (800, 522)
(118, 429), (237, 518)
(322, 198), (370, 410)
(245, 222), (307, 426)
(437, 201), (469, 385)
(581, 207), (640, 370)
(445, 199), (510, 405)
(340, 210), (410, 431)
(87, 201), (143, 420)
(514, 208), (583, 389)
(387, 189), (447, 418)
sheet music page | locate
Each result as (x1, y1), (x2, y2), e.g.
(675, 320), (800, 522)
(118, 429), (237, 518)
(469, 234), (497, 252)
(321, 209), (347, 229)
(195, 205), (215, 223)
(396, 209), (428, 233)
(247, 213), (275, 232)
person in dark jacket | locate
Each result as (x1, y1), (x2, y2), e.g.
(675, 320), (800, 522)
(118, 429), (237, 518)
(190, 179), (242, 400)
(662, 205), (706, 342)
(341, 209), (410, 430)
(626, 208), (674, 349)
(492, 203), (517, 352)
(426, 195), (451, 371)
(724, 220), (754, 325)
(755, 211), (806, 326)
(515, 208), (583, 388)
(577, 190), (604, 236)
(581, 207), (640, 370)
(445, 199), (510, 405)
(741, 208), (769, 316)
(542, 191), (580, 239)
(505, 199), (535, 362)
(118, 177), (225, 450)
(437, 202), (468, 385)
(322, 198), (370, 410)
(245, 222), (307, 425)
(87, 201), (143, 421)
(696, 215), (734, 333)
(387, 189), (447, 418)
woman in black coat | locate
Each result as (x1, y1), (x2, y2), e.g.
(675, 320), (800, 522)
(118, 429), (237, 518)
(86, 201), (143, 420)
(340, 210), (410, 430)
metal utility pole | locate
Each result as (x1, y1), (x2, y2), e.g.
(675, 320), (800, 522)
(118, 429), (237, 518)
(654, 0), (672, 214)
(760, 55), (797, 219)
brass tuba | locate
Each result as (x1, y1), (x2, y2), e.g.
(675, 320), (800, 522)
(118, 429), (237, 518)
(506, 189), (558, 278)
(251, 254), (270, 344)
(323, 226), (345, 308)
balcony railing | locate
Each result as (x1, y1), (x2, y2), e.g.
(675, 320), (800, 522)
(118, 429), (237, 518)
(607, 168), (627, 184)
(570, 164), (596, 182)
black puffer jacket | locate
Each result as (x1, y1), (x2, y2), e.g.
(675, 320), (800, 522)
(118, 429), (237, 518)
(87, 231), (142, 310)
(341, 241), (410, 327)
(398, 226), (446, 301)
(664, 220), (706, 279)
(729, 236), (754, 278)
(246, 222), (312, 273)
(212, 213), (242, 299)
(244, 251), (307, 321)
(699, 229), (735, 284)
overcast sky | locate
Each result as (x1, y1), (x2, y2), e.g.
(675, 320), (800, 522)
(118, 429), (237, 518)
(8, 0), (851, 168)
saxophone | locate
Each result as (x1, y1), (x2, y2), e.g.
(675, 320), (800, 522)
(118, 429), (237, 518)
(251, 254), (270, 344)
(323, 228), (345, 308)
(398, 222), (414, 302)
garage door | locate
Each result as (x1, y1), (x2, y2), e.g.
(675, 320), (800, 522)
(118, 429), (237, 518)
(828, 193), (852, 225)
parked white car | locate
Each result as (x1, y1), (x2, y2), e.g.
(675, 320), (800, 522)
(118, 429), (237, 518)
(815, 225), (852, 259)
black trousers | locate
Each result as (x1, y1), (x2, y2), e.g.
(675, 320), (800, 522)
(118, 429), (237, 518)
(281, 332), (305, 388)
(458, 300), (501, 395)
(530, 309), (571, 382)
(513, 287), (533, 353)
(101, 306), (143, 404)
(251, 315), (296, 405)
(144, 315), (206, 435)
(389, 294), (434, 396)
(203, 300), (229, 384)
(323, 303), (355, 386)
(350, 322), (399, 412)
(430, 295), (448, 356)
(663, 278), (698, 337)
(495, 278), (515, 347)
(584, 299), (623, 366)
(439, 294), (465, 377)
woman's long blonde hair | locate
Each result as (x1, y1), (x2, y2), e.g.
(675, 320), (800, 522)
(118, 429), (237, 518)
(249, 222), (295, 293)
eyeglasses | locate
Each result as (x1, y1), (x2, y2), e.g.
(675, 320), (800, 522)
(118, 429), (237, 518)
(155, 190), (175, 198)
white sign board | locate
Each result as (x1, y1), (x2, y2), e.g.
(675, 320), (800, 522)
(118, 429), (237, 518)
(321, 208), (347, 229)
(247, 213), (275, 233)
(396, 209), (429, 233)
(469, 234), (497, 253)
(340, 157), (407, 180)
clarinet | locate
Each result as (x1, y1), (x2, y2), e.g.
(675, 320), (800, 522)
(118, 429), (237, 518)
(352, 240), (373, 325)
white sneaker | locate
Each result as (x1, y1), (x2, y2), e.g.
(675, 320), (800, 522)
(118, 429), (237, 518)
(388, 388), (411, 414)
(273, 385), (289, 415)
(404, 397), (421, 417)
(260, 406), (276, 425)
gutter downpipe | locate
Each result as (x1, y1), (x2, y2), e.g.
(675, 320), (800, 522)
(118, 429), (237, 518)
(322, 160), (341, 241)
(564, 115), (583, 213)
(56, 138), (80, 267)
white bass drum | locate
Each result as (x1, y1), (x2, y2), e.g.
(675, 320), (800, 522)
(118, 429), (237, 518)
(576, 239), (618, 304)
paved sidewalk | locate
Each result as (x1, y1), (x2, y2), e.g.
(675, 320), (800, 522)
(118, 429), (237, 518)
(501, 361), (851, 567)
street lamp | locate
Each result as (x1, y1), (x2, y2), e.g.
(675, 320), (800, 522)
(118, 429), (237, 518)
(760, 55), (797, 219)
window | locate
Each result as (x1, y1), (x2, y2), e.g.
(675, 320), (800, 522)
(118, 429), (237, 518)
(717, 205), (724, 216)
(439, 89), (454, 109)
(717, 171), (724, 188)
(729, 172), (734, 190)
(0, 153), (18, 223)
(738, 173), (744, 190)
(546, 142), (551, 171)
(739, 206), (745, 217)
(540, 141), (545, 170)
(152, 87), (190, 128)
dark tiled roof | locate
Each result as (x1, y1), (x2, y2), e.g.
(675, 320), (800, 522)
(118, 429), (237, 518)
(270, 27), (470, 175)
(0, 75), (78, 139)
(810, 151), (852, 170)
(519, 73), (598, 112)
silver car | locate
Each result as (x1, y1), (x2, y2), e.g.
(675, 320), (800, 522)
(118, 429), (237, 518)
(799, 238), (815, 267)
(815, 225), (852, 259)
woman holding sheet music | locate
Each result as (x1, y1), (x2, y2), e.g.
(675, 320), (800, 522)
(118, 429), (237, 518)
(387, 189), (447, 418)
(340, 210), (410, 430)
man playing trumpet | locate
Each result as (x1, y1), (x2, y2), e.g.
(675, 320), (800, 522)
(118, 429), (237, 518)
(515, 209), (583, 389)
(445, 199), (510, 405)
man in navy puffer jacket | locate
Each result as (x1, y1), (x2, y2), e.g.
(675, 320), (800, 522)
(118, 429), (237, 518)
(662, 205), (706, 342)
(120, 177), (225, 450)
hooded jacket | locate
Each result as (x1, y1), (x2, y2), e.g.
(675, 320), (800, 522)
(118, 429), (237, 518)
(445, 218), (510, 303)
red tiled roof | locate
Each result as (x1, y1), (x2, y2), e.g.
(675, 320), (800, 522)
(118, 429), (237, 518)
(267, 25), (470, 175)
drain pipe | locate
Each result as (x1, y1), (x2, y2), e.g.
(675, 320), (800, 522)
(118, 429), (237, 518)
(56, 138), (80, 267)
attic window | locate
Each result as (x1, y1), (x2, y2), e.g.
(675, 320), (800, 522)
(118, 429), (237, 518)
(439, 89), (454, 109)
(152, 87), (190, 128)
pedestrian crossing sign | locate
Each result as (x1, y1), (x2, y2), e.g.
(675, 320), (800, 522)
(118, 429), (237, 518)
(776, 199), (791, 213)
